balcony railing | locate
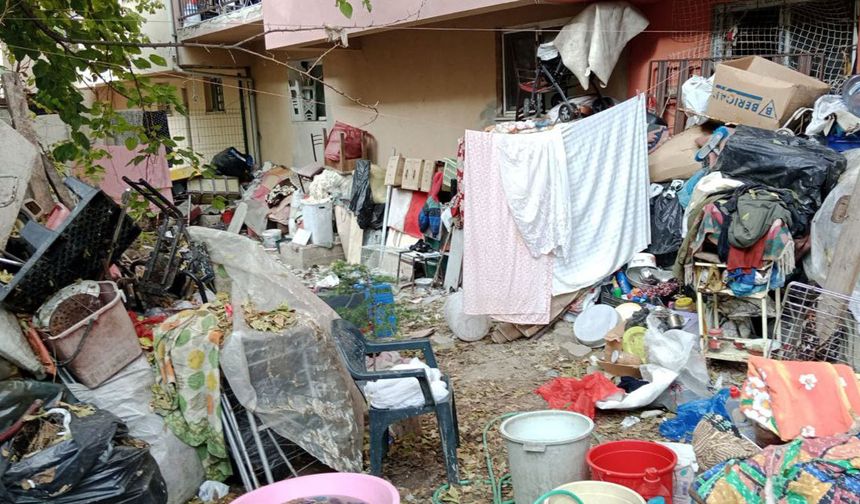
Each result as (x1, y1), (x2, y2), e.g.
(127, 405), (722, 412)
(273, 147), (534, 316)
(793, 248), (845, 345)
(177, 0), (261, 27)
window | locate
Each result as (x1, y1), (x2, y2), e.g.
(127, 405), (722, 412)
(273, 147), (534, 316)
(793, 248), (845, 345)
(204, 77), (225, 113)
(712, 0), (856, 87)
(288, 62), (326, 122)
(500, 24), (567, 117)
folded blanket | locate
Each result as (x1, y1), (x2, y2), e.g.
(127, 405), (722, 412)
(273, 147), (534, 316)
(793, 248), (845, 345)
(363, 358), (449, 409)
(741, 357), (860, 441)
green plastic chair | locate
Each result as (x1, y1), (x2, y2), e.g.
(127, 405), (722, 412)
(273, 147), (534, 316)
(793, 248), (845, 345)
(331, 319), (460, 484)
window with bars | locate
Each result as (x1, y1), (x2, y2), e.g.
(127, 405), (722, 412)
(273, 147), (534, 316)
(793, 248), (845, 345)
(204, 77), (226, 113)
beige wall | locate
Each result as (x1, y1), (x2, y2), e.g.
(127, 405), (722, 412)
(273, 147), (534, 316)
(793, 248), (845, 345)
(248, 3), (632, 167)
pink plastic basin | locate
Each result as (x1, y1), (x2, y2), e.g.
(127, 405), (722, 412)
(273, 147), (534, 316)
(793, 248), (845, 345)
(231, 473), (400, 504)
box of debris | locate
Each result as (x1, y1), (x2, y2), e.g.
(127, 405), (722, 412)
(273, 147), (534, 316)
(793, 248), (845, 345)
(648, 125), (709, 182)
(706, 56), (829, 130)
(419, 160), (439, 193)
(385, 155), (405, 186)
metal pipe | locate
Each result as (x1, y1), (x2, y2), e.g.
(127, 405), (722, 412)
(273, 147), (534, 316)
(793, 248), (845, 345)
(221, 408), (254, 492)
(265, 429), (299, 478)
(245, 410), (274, 485)
(221, 394), (260, 488)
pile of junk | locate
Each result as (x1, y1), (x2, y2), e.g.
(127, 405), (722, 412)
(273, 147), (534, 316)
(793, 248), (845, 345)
(0, 161), (368, 501)
(448, 33), (860, 504)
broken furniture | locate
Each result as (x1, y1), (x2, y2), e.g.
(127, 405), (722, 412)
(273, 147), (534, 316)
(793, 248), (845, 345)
(123, 177), (214, 304)
(0, 178), (140, 312)
(396, 249), (443, 289)
(693, 261), (781, 363)
(331, 319), (460, 484)
(291, 129), (328, 193)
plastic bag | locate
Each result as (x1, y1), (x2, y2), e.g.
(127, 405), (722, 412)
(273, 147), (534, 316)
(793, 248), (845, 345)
(714, 126), (846, 212)
(645, 314), (710, 399)
(211, 147), (253, 182)
(187, 227), (364, 474)
(536, 373), (622, 419)
(64, 356), (204, 504)
(805, 150), (860, 286)
(1, 408), (167, 504)
(349, 160), (383, 230)
(681, 75), (713, 128)
(659, 389), (731, 442)
(597, 365), (678, 411)
(324, 122), (364, 163)
(0, 380), (63, 435)
(647, 185), (684, 255)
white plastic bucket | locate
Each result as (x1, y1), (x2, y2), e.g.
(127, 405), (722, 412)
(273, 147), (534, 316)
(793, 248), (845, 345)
(500, 411), (594, 504)
(544, 481), (646, 504)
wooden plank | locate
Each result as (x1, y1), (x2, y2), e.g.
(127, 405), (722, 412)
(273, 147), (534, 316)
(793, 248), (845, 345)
(443, 228), (464, 292)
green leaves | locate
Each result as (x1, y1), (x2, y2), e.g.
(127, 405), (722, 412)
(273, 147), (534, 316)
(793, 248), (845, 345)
(336, 0), (353, 18)
(149, 53), (167, 67)
(124, 136), (138, 151)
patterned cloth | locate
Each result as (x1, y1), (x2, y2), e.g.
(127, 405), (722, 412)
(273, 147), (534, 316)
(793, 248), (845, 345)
(693, 433), (860, 503)
(741, 357), (860, 442)
(152, 306), (231, 481)
(463, 130), (553, 324)
(692, 413), (759, 471)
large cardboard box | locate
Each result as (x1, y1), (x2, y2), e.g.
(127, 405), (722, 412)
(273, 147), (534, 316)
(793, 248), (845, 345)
(384, 155), (405, 186)
(706, 56), (829, 130)
(648, 125), (709, 182)
(401, 158), (423, 191)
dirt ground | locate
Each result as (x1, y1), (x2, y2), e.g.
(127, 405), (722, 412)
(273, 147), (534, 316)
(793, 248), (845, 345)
(380, 293), (746, 503)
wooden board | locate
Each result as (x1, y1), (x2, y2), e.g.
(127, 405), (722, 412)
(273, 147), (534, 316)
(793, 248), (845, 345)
(443, 228), (464, 291)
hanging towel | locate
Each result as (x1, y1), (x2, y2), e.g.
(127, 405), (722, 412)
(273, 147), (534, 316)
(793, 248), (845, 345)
(495, 128), (571, 258)
(463, 130), (553, 324)
(551, 95), (651, 293)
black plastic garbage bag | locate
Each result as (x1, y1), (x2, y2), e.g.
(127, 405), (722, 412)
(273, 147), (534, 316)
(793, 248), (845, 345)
(211, 147), (254, 182)
(0, 408), (167, 504)
(349, 160), (383, 230)
(714, 126), (846, 210)
(0, 380), (64, 435)
(647, 187), (684, 255)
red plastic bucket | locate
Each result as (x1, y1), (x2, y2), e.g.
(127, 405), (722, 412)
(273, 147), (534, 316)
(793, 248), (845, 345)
(587, 440), (677, 501)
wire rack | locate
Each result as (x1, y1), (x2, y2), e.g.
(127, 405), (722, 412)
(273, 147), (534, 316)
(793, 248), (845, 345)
(773, 282), (860, 370)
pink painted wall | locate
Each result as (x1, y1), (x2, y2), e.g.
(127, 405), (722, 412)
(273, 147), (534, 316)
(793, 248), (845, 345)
(262, 0), (531, 49)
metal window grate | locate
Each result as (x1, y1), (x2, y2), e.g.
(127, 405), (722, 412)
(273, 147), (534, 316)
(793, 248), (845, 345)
(773, 282), (860, 370)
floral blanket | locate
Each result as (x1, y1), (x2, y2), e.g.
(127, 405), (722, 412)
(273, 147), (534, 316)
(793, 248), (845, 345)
(693, 433), (860, 503)
(152, 306), (231, 481)
(741, 357), (860, 441)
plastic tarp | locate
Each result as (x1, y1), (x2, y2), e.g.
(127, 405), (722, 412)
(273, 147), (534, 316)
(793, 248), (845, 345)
(714, 126), (846, 212)
(64, 357), (204, 504)
(0, 380), (63, 435)
(187, 227), (364, 473)
(1, 408), (167, 504)
(645, 314), (711, 399)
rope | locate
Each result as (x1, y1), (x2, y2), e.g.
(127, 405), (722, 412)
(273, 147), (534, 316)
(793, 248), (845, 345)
(430, 412), (587, 504)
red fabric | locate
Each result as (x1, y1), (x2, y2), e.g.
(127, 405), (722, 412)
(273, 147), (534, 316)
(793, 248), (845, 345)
(404, 191), (429, 239)
(129, 311), (168, 351)
(727, 235), (767, 271)
(324, 121), (365, 162)
(535, 373), (622, 419)
(429, 171), (444, 202)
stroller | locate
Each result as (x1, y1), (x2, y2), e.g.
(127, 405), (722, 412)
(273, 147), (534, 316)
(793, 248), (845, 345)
(517, 43), (578, 122)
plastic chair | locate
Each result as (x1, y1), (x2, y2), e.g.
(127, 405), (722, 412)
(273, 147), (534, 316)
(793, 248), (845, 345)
(331, 319), (460, 484)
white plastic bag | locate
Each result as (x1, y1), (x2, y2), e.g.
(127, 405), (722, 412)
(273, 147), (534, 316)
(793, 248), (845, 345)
(645, 314), (710, 398)
(64, 356), (204, 504)
(681, 75), (713, 128)
(596, 364), (679, 410)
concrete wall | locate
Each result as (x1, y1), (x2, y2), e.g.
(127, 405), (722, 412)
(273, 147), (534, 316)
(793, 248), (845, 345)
(251, 3), (632, 166)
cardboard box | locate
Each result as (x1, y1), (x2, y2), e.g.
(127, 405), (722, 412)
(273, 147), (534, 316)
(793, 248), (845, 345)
(648, 125), (710, 182)
(706, 56), (829, 130)
(418, 160), (439, 193)
(401, 158), (422, 191)
(384, 155), (405, 186)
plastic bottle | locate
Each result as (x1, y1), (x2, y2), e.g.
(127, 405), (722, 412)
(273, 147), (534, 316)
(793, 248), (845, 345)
(616, 271), (633, 295)
(638, 468), (671, 502)
(726, 385), (757, 442)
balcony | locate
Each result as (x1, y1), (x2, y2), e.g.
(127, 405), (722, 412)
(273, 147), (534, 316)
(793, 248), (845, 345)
(176, 0), (264, 42)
